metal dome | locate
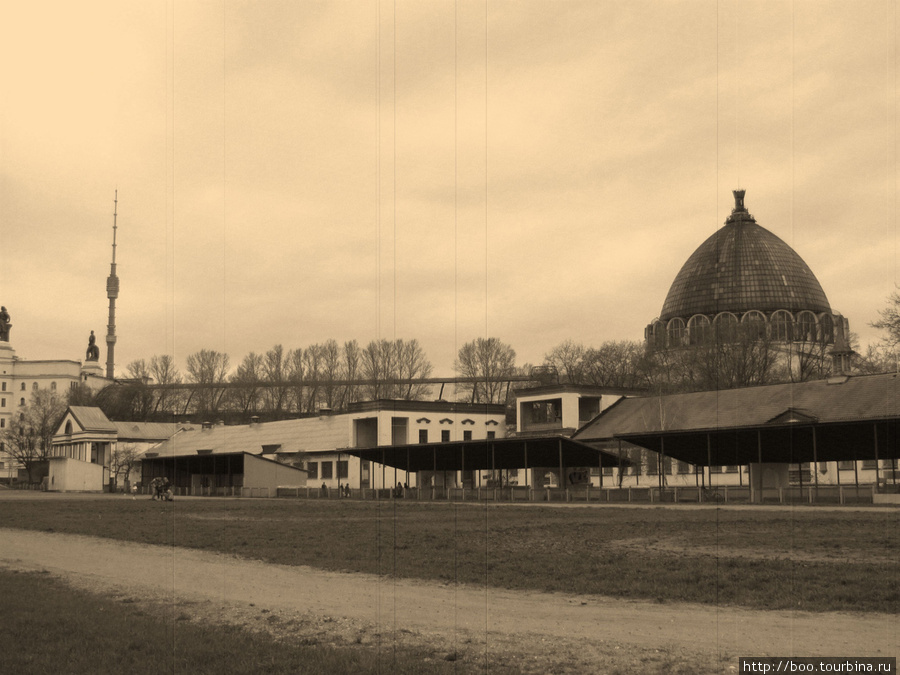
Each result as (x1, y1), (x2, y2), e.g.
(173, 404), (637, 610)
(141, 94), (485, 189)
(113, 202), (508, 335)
(658, 191), (832, 321)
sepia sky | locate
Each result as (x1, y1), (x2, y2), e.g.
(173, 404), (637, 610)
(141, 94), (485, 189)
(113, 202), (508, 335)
(1, 1), (899, 377)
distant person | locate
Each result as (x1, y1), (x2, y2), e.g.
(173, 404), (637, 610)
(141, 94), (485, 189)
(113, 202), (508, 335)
(321, 482), (327, 497)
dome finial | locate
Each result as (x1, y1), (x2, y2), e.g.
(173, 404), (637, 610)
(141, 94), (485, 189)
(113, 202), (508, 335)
(732, 189), (746, 213)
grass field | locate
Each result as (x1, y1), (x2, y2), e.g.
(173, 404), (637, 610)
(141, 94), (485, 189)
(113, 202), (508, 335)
(1, 497), (898, 613)
(0, 568), (471, 675)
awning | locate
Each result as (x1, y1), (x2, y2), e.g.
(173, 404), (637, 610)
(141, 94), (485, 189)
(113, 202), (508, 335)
(344, 435), (630, 472)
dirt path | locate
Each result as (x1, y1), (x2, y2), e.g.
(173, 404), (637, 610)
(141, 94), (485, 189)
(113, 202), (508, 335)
(0, 527), (896, 671)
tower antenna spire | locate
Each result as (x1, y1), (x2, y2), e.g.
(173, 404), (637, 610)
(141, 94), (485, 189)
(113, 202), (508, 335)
(105, 190), (120, 379)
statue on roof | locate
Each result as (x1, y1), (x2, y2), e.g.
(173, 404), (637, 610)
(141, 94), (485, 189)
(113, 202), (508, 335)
(86, 330), (100, 361)
(0, 306), (10, 342)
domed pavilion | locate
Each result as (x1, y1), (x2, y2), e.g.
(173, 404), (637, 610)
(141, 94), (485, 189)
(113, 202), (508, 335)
(645, 190), (850, 368)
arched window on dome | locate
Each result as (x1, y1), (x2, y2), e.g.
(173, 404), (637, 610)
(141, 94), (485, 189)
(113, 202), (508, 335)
(771, 310), (793, 342)
(741, 311), (767, 341)
(796, 311), (818, 343)
(687, 315), (711, 345)
(650, 321), (666, 349)
(819, 314), (835, 343)
(714, 313), (739, 342)
(667, 318), (686, 346)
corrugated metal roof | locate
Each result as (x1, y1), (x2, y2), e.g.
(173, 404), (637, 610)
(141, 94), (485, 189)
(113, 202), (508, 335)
(111, 421), (190, 441)
(574, 373), (900, 441)
(148, 416), (348, 458)
(68, 406), (117, 432)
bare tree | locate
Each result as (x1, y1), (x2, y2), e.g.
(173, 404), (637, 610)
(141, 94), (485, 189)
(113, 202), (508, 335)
(287, 348), (307, 413)
(1, 389), (66, 484)
(871, 288), (900, 347)
(361, 339), (433, 400)
(397, 339), (433, 399)
(855, 342), (898, 374)
(544, 340), (588, 383)
(582, 341), (643, 388)
(302, 344), (324, 411)
(110, 442), (142, 489)
(231, 352), (264, 414)
(341, 340), (362, 407)
(320, 339), (343, 409)
(262, 345), (290, 415)
(185, 349), (230, 417)
(149, 355), (182, 414)
(455, 337), (516, 404)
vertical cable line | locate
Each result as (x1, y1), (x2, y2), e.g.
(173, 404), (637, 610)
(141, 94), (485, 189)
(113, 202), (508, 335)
(714, 0), (721, 645)
(453, 0), (460, 663)
(374, 2), (383, 668)
(391, 0), (398, 662)
(482, 2), (490, 670)
(892, 0), (898, 295)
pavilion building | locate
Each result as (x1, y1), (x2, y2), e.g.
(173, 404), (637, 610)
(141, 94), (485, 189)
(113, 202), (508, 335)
(645, 190), (851, 375)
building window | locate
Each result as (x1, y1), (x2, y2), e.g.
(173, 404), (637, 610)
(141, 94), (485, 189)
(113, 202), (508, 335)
(32, 382), (38, 391)
(337, 461), (348, 479)
(771, 310), (793, 342)
(487, 431), (495, 440)
(463, 430), (472, 441)
(321, 462), (333, 479)
(796, 311), (818, 342)
(687, 315), (711, 345)
(50, 382), (57, 391)
(1, 399), (4, 407)
(20, 382), (25, 391)
(19, 398), (24, 407)
(419, 429), (428, 444)
(862, 460), (877, 470)
(838, 460), (853, 471)
(0, 419), (4, 428)
(307, 462), (318, 479)
(441, 430), (450, 443)
(1, 382), (5, 391)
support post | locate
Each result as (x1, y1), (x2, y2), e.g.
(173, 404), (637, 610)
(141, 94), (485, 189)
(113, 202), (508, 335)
(812, 427), (818, 502)
(524, 441), (528, 489)
(874, 424), (881, 490)
(617, 439), (623, 488)
(558, 438), (564, 493)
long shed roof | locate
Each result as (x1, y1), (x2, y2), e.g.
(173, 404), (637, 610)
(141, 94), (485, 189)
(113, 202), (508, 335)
(574, 373), (900, 465)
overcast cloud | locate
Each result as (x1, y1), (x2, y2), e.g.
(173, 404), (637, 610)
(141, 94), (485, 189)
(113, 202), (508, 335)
(1, 1), (898, 378)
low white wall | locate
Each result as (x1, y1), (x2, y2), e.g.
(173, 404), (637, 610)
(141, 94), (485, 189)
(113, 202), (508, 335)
(47, 457), (104, 492)
(243, 455), (307, 494)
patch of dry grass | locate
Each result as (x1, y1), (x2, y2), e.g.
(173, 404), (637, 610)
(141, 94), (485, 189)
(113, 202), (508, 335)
(1, 497), (897, 612)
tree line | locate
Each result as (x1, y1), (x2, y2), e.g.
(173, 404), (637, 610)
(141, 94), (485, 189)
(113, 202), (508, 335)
(69, 337), (520, 422)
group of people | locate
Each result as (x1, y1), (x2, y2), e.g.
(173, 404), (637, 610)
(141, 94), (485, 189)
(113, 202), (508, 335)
(321, 483), (352, 497)
(149, 477), (173, 501)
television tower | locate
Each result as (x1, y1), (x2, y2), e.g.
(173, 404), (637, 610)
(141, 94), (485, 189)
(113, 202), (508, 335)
(105, 191), (120, 379)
